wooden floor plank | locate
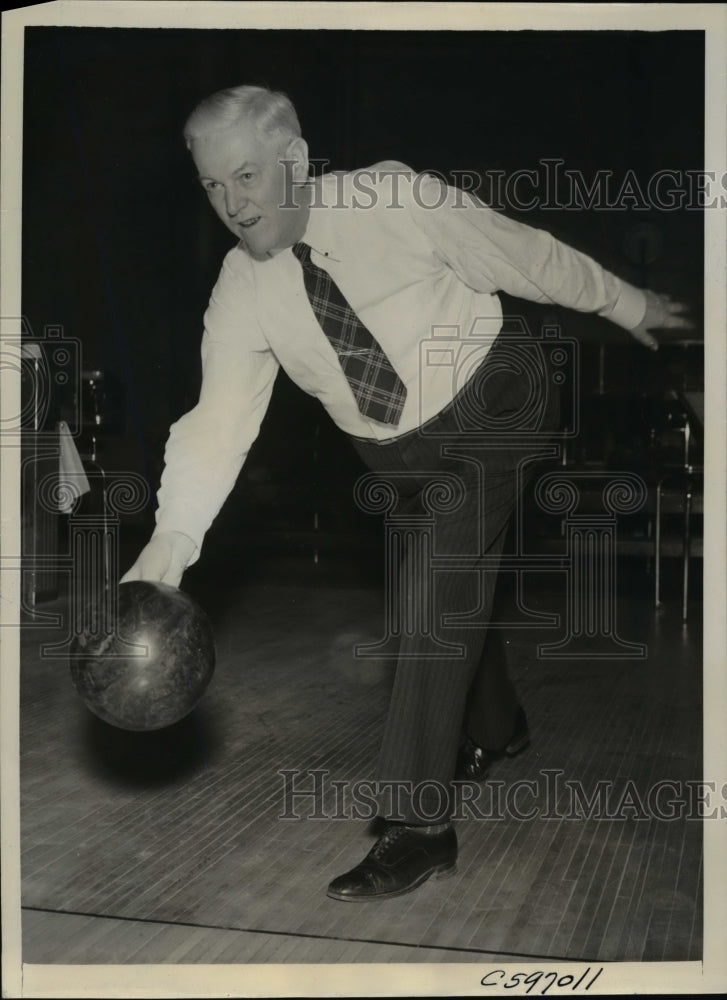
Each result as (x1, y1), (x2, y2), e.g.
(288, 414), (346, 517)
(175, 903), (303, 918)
(20, 577), (703, 964)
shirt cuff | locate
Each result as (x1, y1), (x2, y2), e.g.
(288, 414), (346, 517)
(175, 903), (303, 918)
(600, 280), (648, 330)
(152, 504), (204, 567)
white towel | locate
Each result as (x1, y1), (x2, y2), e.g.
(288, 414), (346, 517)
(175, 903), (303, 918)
(57, 421), (91, 513)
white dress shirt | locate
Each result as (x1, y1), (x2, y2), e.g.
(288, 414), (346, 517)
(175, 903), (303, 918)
(154, 168), (647, 559)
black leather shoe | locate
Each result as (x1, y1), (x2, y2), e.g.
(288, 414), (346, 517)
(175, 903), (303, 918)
(327, 824), (458, 902)
(456, 706), (530, 781)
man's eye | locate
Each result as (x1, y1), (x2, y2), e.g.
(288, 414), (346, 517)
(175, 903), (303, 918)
(204, 182), (220, 192)
(240, 173), (254, 182)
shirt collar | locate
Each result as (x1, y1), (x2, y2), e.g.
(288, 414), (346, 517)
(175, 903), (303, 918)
(297, 174), (339, 261)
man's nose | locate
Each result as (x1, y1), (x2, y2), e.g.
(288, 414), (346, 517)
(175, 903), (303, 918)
(225, 187), (247, 217)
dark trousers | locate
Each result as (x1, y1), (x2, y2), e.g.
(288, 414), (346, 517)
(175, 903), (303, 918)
(350, 333), (559, 823)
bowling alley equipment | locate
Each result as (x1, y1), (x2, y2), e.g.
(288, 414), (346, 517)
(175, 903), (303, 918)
(69, 580), (215, 731)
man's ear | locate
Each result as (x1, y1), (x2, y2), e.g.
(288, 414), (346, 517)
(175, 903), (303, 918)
(285, 136), (309, 183)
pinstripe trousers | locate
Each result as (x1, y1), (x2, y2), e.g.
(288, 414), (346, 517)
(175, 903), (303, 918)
(349, 331), (560, 823)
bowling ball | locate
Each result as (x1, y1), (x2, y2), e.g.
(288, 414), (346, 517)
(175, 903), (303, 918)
(69, 580), (215, 731)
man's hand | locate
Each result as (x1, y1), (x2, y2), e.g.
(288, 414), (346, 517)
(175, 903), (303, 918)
(629, 289), (695, 351)
(120, 531), (197, 588)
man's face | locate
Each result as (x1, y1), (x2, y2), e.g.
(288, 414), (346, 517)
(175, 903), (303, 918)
(191, 119), (308, 256)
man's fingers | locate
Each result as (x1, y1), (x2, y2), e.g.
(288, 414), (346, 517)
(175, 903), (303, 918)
(641, 295), (696, 337)
(652, 312), (696, 333)
(632, 327), (659, 351)
(119, 533), (195, 588)
(661, 301), (695, 330)
(663, 314), (696, 330)
(119, 550), (168, 585)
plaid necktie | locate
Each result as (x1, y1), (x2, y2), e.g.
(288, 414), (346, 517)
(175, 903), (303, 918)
(292, 242), (407, 425)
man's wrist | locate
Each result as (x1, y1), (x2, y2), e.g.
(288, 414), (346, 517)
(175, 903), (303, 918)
(604, 281), (648, 331)
(151, 525), (201, 566)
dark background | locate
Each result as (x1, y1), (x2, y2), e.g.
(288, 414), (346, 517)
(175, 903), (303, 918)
(21, 28), (704, 577)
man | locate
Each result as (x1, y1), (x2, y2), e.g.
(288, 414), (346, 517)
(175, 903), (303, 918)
(122, 85), (691, 901)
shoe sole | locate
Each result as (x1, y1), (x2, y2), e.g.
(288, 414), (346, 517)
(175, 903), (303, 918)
(326, 863), (457, 902)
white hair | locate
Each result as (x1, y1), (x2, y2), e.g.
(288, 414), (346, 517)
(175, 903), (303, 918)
(183, 84), (301, 149)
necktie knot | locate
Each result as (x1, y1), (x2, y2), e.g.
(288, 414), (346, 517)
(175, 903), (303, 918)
(292, 241), (311, 266)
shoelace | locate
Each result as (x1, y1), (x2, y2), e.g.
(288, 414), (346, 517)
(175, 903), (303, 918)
(371, 825), (408, 859)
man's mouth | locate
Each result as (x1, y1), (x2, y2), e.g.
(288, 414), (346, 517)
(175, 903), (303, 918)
(239, 217), (261, 229)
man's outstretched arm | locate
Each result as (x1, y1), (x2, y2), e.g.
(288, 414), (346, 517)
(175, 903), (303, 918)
(121, 251), (279, 586)
(406, 172), (695, 346)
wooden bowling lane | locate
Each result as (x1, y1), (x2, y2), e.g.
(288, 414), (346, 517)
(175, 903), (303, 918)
(22, 910), (538, 964)
(19, 571), (702, 964)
